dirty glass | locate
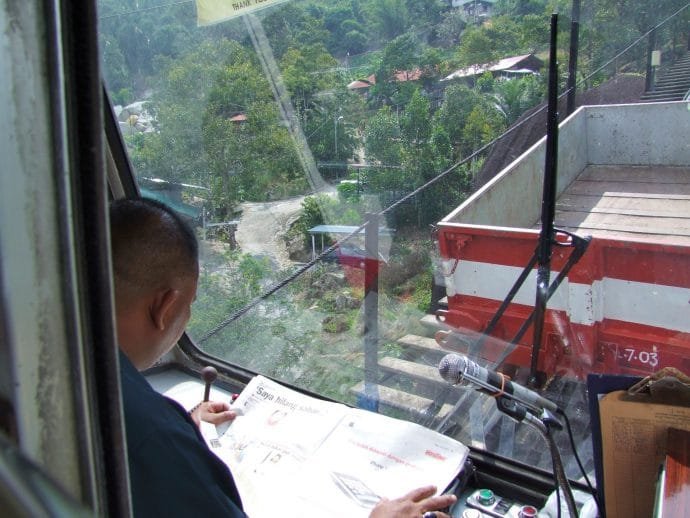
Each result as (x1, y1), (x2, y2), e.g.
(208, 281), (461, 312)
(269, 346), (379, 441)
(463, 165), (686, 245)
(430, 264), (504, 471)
(98, 0), (690, 487)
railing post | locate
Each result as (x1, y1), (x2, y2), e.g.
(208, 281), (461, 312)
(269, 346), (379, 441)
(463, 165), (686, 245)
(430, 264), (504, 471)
(358, 212), (380, 411)
(646, 28), (657, 92)
(566, 0), (581, 115)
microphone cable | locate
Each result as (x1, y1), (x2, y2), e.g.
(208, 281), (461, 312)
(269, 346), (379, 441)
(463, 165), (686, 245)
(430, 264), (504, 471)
(556, 407), (602, 516)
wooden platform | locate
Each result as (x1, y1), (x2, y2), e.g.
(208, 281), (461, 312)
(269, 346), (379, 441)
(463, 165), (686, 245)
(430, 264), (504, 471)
(551, 165), (690, 246)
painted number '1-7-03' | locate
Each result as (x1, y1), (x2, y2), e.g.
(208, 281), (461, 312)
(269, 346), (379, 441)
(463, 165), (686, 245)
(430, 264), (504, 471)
(620, 347), (659, 368)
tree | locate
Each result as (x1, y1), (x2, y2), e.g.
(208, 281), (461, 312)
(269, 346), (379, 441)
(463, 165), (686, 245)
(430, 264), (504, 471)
(400, 89), (432, 144)
(322, 4), (369, 56)
(495, 74), (544, 124)
(262, 4), (330, 59)
(364, 106), (403, 167)
(461, 101), (506, 156)
(99, 0), (200, 93)
(404, 0), (446, 27)
(457, 25), (498, 66)
(434, 84), (484, 157)
(370, 32), (424, 105)
(365, 0), (411, 41)
(280, 44), (339, 110)
(301, 89), (363, 180)
(436, 8), (468, 47)
(128, 38), (308, 217)
(494, 0), (549, 17)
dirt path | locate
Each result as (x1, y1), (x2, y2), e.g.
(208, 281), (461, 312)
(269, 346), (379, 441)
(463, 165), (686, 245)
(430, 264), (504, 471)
(234, 196), (306, 269)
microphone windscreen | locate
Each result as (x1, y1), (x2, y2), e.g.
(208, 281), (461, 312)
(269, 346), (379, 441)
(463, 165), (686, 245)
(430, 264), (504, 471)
(438, 353), (464, 384)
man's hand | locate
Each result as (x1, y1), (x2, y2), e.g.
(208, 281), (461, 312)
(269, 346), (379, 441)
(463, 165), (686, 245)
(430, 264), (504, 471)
(369, 485), (457, 518)
(190, 401), (238, 427)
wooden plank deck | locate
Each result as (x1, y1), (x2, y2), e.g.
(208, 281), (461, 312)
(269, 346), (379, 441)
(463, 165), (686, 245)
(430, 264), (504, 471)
(547, 165), (690, 245)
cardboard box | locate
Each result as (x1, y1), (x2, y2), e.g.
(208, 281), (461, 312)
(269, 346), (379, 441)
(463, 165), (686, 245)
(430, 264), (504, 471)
(599, 390), (690, 517)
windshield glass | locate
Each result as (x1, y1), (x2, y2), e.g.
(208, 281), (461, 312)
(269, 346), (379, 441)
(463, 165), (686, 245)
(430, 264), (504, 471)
(98, 0), (690, 484)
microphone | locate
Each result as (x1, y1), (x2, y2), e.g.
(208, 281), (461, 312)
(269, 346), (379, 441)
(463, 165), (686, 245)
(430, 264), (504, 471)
(438, 353), (558, 414)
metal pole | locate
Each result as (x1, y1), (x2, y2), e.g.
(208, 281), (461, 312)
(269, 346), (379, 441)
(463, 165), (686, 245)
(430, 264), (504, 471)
(566, 0), (581, 115)
(528, 13), (560, 387)
(646, 28), (657, 91)
(358, 213), (380, 411)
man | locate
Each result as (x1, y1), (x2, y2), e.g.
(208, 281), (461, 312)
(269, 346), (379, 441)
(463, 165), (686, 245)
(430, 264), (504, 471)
(111, 198), (456, 517)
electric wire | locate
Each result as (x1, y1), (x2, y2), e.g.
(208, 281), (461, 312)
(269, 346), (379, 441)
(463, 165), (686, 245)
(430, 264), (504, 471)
(99, 0), (194, 20)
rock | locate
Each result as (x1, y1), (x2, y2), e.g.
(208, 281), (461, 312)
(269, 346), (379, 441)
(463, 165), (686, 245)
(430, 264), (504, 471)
(335, 293), (360, 311)
(117, 100), (155, 134)
(322, 315), (350, 333)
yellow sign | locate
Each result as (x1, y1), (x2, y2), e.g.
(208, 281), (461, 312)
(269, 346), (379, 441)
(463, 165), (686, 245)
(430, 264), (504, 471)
(196, 0), (290, 26)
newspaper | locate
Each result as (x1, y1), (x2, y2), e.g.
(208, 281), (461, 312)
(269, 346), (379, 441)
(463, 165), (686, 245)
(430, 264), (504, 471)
(202, 375), (469, 518)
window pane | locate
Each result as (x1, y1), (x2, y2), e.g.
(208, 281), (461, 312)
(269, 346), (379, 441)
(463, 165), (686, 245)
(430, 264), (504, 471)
(98, 0), (690, 483)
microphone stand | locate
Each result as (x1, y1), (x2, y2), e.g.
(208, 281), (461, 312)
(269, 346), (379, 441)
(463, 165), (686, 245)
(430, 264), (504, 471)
(495, 397), (578, 518)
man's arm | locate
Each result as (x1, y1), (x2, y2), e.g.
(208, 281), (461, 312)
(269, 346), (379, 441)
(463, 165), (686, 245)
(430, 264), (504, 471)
(129, 426), (246, 517)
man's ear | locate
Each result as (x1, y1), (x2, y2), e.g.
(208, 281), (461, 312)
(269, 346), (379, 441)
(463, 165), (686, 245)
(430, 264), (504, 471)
(150, 288), (181, 331)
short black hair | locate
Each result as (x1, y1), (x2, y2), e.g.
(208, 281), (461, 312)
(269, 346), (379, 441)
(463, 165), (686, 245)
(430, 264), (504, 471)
(110, 198), (198, 298)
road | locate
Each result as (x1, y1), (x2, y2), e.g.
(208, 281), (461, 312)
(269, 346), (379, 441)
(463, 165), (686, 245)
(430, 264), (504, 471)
(234, 196), (306, 269)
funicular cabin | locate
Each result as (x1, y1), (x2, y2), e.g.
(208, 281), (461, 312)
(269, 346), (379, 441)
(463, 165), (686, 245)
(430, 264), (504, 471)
(3, 1), (690, 517)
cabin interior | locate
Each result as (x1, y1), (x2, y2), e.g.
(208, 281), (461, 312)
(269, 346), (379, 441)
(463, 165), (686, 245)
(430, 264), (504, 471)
(2, 1), (690, 517)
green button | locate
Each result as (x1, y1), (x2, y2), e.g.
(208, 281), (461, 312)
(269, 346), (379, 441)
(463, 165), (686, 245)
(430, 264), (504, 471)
(477, 489), (495, 506)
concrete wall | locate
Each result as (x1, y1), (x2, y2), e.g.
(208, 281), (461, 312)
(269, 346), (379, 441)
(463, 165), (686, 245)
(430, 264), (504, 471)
(442, 106), (588, 227)
(442, 101), (690, 227)
(586, 101), (690, 166)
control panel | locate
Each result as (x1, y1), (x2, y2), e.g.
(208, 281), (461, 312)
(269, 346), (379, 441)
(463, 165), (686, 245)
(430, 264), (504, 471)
(464, 488), (539, 517)
(452, 487), (544, 518)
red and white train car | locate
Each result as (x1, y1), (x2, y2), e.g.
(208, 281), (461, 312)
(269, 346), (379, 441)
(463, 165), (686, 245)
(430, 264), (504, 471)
(435, 102), (690, 380)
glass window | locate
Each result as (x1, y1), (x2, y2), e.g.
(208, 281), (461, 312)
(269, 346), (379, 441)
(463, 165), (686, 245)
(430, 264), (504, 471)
(98, 0), (690, 484)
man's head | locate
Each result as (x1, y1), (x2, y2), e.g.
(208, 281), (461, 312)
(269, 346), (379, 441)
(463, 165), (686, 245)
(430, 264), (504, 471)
(110, 198), (199, 370)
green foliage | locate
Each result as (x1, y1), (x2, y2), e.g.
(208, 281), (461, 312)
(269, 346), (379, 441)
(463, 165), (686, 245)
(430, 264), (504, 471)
(476, 71), (495, 93)
(337, 180), (360, 203)
(188, 251), (271, 340)
(322, 4), (368, 56)
(410, 270), (433, 313)
(292, 194), (334, 247)
(457, 25), (498, 66)
(364, 106), (403, 166)
(436, 9), (467, 48)
(262, 4), (331, 58)
(461, 102), (506, 155)
(111, 87), (134, 107)
(434, 84), (484, 156)
(280, 44), (339, 106)
(494, 0), (549, 17)
(365, 0), (412, 41)
(400, 89), (432, 143)
(495, 74), (545, 124)
(302, 90), (363, 178)
(370, 32), (422, 103)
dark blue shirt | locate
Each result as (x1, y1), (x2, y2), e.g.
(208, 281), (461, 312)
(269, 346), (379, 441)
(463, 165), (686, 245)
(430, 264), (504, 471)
(119, 352), (246, 517)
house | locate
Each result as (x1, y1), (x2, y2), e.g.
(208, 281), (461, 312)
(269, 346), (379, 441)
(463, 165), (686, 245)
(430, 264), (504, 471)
(442, 53), (543, 82)
(392, 69), (424, 82)
(347, 74), (376, 94)
(229, 113), (247, 123)
(451, 0), (496, 20)
(347, 69), (427, 98)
